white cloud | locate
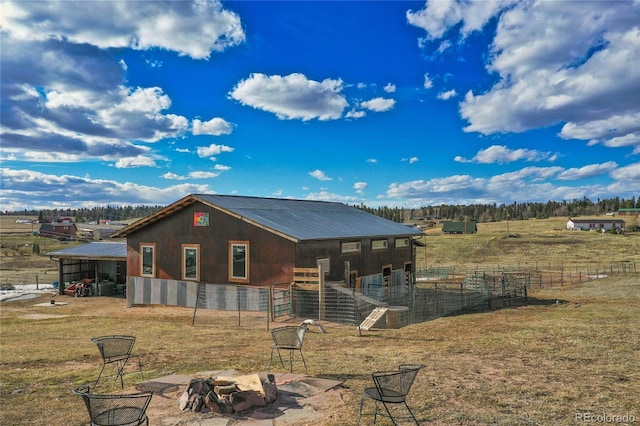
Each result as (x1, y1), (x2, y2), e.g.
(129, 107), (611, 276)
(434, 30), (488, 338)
(229, 73), (348, 121)
(305, 191), (361, 203)
(196, 144), (234, 158)
(360, 97), (396, 112)
(1, 0), (245, 59)
(309, 169), (332, 181)
(0, 167), (210, 211)
(354, 182), (368, 194)
(163, 172), (187, 180)
(384, 83), (396, 93)
(407, 0), (515, 40)
(115, 156), (157, 168)
(610, 162), (640, 181)
(408, 1), (640, 154)
(402, 157), (420, 164)
(367, 158), (379, 164)
(556, 162), (618, 181)
(455, 145), (557, 164)
(423, 73), (434, 89)
(437, 89), (457, 100)
(346, 109), (367, 119)
(214, 164), (231, 171)
(192, 117), (233, 136)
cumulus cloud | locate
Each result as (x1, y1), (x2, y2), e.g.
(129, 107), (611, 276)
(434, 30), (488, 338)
(402, 157), (420, 164)
(196, 144), (234, 159)
(407, 0), (515, 40)
(0, 167), (210, 211)
(0, 1), (241, 170)
(610, 162), (640, 181)
(229, 73), (348, 121)
(423, 73), (434, 89)
(437, 89), (457, 100)
(115, 156), (158, 169)
(454, 145), (557, 164)
(384, 83), (396, 93)
(309, 169), (333, 181)
(192, 117), (234, 136)
(354, 182), (368, 194)
(1, 0), (245, 59)
(360, 97), (396, 112)
(408, 1), (640, 153)
(556, 162), (618, 181)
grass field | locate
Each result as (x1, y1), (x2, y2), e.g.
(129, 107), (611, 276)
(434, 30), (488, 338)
(1, 215), (639, 425)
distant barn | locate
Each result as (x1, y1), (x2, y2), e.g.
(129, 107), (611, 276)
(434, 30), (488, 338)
(442, 220), (477, 234)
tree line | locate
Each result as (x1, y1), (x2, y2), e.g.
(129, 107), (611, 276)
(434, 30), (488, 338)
(355, 196), (639, 223)
(2, 196), (638, 224)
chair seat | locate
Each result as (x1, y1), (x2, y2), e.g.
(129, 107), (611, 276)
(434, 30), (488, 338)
(363, 387), (406, 403)
(94, 407), (147, 426)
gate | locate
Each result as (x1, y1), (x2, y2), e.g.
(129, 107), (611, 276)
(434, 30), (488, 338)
(271, 286), (290, 319)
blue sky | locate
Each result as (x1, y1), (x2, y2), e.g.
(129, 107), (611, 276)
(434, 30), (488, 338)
(1, 0), (639, 212)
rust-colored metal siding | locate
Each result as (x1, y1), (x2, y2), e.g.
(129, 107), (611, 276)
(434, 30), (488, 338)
(295, 237), (414, 281)
(125, 201), (296, 286)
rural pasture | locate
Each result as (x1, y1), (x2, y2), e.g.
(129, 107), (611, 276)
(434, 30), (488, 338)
(1, 215), (639, 425)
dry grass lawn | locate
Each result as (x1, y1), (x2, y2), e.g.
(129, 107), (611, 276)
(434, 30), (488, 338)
(1, 215), (639, 425)
(1, 276), (638, 425)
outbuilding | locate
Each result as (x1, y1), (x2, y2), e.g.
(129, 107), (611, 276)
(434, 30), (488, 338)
(566, 218), (625, 232)
(111, 194), (423, 308)
(48, 241), (127, 295)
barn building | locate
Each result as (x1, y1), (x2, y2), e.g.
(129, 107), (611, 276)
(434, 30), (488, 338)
(111, 194), (423, 308)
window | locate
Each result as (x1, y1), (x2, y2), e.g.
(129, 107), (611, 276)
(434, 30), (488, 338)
(229, 241), (249, 282)
(372, 239), (388, 250)
(341, 241), (361, 253)
(182, 244), (199, 281)
(395, 238), (410, 248)
(140, 243), (155, 277)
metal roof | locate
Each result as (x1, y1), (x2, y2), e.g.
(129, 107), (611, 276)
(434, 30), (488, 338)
(48, 242), (126, 259)
(113, 194), (423, 242)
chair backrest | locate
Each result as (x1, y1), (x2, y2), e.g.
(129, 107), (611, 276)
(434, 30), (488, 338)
(372, 364), (424, 399)
(271, 326), (306, 349)
(92, 336), (136, 360)
(74, 385), (152, 426)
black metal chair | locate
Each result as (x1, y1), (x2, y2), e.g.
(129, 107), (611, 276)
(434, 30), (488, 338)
(270, 325), (307, 372)
(73, 385), (152, 426)
(92, 335), (144, 390)
(358, 364), (425, 425)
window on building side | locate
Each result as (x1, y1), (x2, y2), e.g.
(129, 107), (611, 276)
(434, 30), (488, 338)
(372, 239), (388, 250)
(141, 243), (155, 277)
(182, 244), (199, 281)
(341, 241), (361, 253)
(395, 238), (410, 248)
(230, 241), (249, 282)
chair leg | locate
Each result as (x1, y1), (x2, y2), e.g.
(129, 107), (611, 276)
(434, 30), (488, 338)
(357, 394), (365, 425)
(403, 401), (419, 425)
(298, 350), (307, 371)
(93, 364), (106, 390)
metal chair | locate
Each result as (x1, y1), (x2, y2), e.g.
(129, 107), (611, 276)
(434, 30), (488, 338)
(270, 325), (307, 372)
(358, 364), (425, 425)
(73, 385), (152, 426)
(92, 335), (144, 390)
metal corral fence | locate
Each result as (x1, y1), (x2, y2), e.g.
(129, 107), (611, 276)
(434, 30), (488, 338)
(185, 261), (639, 328)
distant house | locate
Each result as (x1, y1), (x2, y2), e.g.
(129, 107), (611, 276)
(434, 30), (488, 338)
(111, 194), (423, 308)
(566, 218), (625, 232)
(442, 221), (477, 234)
(617, 208), (640, 217)
(39, 222), (78, 240)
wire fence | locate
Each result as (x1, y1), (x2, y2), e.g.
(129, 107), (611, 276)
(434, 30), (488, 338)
(192, 260), (638, 329)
